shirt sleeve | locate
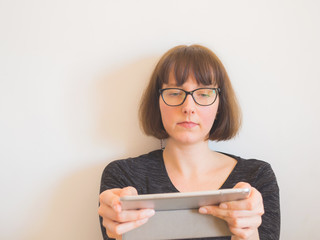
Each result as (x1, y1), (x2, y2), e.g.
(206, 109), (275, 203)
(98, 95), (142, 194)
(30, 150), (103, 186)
(254, 163), (281, 240)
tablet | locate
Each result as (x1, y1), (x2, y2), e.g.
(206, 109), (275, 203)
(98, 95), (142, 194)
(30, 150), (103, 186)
(120, 188), (250, 211)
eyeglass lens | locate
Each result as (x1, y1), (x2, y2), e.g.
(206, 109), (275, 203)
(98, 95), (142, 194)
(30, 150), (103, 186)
(161, 88), (218, 106)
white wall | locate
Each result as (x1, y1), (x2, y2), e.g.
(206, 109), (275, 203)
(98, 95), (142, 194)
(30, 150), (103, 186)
(1, 0), (319, 239)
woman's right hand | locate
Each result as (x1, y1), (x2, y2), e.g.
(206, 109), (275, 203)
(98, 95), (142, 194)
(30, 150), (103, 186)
(98, 186), (155, 239)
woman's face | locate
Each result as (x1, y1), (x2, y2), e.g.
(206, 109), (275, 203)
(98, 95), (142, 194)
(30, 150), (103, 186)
(159, 72), (219, 145)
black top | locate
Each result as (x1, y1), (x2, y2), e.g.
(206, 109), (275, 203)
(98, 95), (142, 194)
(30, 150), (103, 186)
(99, 150), (280, 240)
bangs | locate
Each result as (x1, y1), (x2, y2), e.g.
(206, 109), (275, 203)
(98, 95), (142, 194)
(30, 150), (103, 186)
(158, 45), (219, 87)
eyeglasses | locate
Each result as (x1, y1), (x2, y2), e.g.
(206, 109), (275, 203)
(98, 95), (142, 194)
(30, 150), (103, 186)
(159, 88), (220, 106)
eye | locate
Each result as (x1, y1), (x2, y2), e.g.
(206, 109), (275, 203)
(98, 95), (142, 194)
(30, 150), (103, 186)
(166, 90), (183, 97)
(196, 89), (213, 98)
(199, 93), (210, 98)
(169, 92), (180, 96)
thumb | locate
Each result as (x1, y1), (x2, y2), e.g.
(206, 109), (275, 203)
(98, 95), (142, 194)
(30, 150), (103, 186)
(233, 182), (251, 190)
(120, 186), (138, 197)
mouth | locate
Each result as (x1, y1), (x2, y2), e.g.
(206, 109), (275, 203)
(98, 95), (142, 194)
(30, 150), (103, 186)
(177, 121), (199, 129)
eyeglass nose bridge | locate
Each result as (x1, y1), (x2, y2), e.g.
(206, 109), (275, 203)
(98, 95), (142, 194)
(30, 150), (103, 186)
(181, 90), (197, 105)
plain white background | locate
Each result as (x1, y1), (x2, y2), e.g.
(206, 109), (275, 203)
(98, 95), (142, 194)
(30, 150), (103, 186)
(1, 0), (319, 239)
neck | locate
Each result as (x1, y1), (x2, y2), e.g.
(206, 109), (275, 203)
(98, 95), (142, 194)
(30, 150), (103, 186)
(163, 138), (216, 176)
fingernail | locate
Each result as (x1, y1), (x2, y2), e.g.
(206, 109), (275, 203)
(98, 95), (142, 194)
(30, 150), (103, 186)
(137, 218), (149, 224)
(142, 209), (155, 217)
(220, 203), (228, 209)
(199, 207), (208, 214)
(113, 204), (121, 212)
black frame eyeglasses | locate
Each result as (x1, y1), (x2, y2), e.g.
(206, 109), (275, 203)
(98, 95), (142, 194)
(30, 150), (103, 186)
(159, 88), (220, 106)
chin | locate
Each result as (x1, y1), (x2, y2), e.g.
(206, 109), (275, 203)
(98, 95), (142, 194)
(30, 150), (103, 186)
(173, 134), (205, 145)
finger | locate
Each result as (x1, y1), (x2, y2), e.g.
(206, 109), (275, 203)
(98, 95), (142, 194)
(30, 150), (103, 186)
(105, 217), (150, 236)
(233, 182), (251, 190)
(229, 227), (255, 240)
(116, 217), (149, 235)
(199, 203), (264, 225)
(116, 186), (138, 212)
(98, 201), (111, 218)
(106, 230), (120, 240)
(199, 205), (262, 239)
(100, 187), (138, 213)
(106, 230), (119, 240)
(102, 217), (121, 239)
(120, 186), (138, 197)
(219, 188), (263, 212)
(103, 217), (135, 239)
(99, 203), (121, 220)
(200, 205), (258, 218)
(100, 189), (122, 212)
(105, 206), (155, 223)
(216, 182), (252, 211)
(225, 215), (262, 229)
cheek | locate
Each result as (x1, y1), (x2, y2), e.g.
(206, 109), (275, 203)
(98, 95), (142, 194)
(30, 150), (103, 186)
(159, 101), (174, 126)
(205, 98), (219, 124)
(200, 106), (218, 127)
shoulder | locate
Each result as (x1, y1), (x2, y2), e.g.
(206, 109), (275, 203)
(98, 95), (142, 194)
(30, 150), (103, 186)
(227, 153), (272, 174)
(105, 149), (163, 173)
(100, 150), (164, 193)
(240, 157), (274, 179)
(222, 152), (278, 191)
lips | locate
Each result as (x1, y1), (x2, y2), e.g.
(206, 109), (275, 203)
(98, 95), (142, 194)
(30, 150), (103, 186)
(177, 121), (199, 128)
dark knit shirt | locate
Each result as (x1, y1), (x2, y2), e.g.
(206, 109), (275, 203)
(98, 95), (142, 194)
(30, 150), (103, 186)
(99, 150), (280, 240)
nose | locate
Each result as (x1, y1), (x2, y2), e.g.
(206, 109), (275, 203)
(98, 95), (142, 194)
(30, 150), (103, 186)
(181, 94), (196, 114)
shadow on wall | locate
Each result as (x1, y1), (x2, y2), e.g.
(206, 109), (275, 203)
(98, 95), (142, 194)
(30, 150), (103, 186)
(25, 164), (106, 240)
(25, 57), (161, 240)
(92, 55), (161, 157)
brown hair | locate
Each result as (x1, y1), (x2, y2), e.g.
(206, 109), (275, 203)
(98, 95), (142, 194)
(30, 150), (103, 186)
(139, 44), (241, 141)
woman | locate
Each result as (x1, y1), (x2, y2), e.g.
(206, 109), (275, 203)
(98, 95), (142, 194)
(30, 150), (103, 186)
(98, 45), (280, 240)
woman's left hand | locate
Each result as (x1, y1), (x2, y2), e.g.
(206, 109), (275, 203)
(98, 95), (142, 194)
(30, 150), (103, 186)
(199, 182), (264, 240)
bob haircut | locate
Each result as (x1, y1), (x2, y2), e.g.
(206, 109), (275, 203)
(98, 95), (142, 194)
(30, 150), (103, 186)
(139, 44), (241, 141)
